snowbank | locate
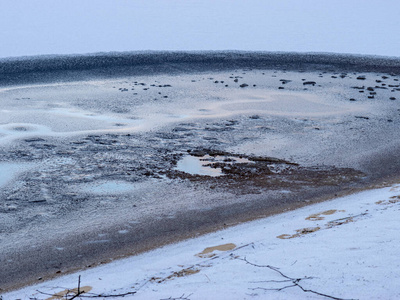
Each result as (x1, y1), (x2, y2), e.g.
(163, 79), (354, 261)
(5, 183), (400, 299)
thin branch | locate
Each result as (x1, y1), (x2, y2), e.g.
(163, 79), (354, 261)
(160, 293), (193, 300)
(68, 276), (83, 300)
(250, 284), (297, 292)
(239, 257), (357, 300)
(249, 279), (293, 283)
(238, 257), (292, 280)
(36, 289), (137, 299)
(35, 275), (143, 299)
(69, 291), (137, 298)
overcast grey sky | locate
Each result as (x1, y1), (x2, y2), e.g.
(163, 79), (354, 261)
(1, 0), (399, 58)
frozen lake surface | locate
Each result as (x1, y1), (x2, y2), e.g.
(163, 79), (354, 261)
(1, 52), (400, 292)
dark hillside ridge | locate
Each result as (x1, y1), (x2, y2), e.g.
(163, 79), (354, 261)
(1, 51), (400, 86)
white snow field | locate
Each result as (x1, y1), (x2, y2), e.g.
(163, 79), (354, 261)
(5, 183), (400, 300)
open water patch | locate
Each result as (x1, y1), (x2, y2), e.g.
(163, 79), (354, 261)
(175, 154), (254, 177)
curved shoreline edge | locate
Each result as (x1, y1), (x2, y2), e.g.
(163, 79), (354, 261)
(1, 51), (400, 293)
(1, 51), (400, 86)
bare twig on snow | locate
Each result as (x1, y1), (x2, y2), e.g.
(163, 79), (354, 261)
(239, 257), (357, 300)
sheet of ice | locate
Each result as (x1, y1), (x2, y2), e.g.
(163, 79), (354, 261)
(79, 181), (136, 195)
(0, 0), (399, 58)
(6, 183), (400, 299)
(211, 91), (365, 117)
(0, 162), (35, 188)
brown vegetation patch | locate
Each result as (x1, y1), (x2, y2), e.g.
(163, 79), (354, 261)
(305, 209), (345, 221)
(326, 216), (355, 228)
(166, 149), (365, 195)
(375, 195), (400, 205)
(46, 286), (92, 300)
(196, 243), (237, 258)
(277, 227), (321, 239)
(150, 267), (200, 283)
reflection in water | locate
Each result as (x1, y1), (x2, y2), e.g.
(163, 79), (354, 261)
(176, 155), (222, 177)
(175, 155), (253, 177)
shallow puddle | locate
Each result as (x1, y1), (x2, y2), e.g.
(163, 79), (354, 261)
(176, 155), (222, 177)
(175, 155), (253, 177)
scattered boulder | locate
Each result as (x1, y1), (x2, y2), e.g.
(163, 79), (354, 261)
(279, 79), (292, 84)
(25, 138), (45, 142)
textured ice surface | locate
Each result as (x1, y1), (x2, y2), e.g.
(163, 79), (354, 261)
(80, 181), (136, 195)
(1, 63), (400, 292)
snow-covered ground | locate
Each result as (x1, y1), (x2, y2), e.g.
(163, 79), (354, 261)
(5, 183), (400, 300)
